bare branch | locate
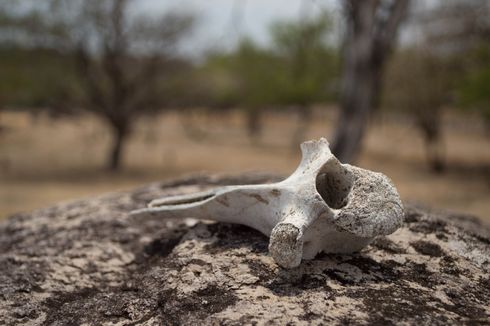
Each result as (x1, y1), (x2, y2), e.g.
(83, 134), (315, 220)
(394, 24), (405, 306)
(374, 0), (410, 54)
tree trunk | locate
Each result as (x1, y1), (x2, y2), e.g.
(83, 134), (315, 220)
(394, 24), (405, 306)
(484, 113), (490, 136)
(108, 123), (129, 171)
(247, 109), (262, 144)
(331, 0), (410, 163)
(424, 135), (445, 173)
(418, 114), (445, 173)
(291, 106), (312, 150)
(332, 57), (380, 163)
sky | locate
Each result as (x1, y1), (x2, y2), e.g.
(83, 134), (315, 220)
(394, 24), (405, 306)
(133, 0), (449, 58)
(137, 0), (340, 56)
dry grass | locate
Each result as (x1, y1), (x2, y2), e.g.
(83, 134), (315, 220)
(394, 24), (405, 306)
(1, 108), (489, 223)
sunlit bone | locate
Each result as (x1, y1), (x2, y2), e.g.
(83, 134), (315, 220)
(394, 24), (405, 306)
(130, 138), (404, 268)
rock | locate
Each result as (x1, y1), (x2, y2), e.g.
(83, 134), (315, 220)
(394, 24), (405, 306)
(0, 173), (489, 325)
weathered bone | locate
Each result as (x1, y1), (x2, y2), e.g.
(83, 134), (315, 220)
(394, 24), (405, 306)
(130, 138), (404, 268)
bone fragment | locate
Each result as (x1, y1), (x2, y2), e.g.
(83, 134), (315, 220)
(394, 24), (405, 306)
(131, 138), (404, 268)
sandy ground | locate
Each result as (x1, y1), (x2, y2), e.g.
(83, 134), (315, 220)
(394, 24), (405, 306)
(1, 109), (489, 223)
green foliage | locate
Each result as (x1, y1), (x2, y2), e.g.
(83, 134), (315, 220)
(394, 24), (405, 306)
(383, 49), (450, 114)
(0, 0), (195, 116)
(0, 47), (78, 108)
(0, 5), (339, 116)
(0, 2), (79, 110)
(384, 42), (490, 127)
(457, 43), (490, 121)
(269, 13), (338, 106)
(200, 14), (339, 110)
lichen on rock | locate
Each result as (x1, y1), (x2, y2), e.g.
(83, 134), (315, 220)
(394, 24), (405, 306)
(0, 174), (489, 325)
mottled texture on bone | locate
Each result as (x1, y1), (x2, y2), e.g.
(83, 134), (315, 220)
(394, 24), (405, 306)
(131, 138), (404, 268)
(333, 165), (404, 238)
(0, 174), (489, 325)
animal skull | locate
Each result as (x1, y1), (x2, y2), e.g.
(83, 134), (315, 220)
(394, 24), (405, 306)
(131, 138), (404, 268)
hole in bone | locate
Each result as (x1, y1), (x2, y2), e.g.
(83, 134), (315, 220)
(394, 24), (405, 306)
(315, 159), (353, 209)
(153, 193), (215, 207)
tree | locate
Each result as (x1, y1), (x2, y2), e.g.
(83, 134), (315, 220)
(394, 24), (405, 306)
(0, 3), (78, 113)
(382, 0), (490, 172)
(332, 0), (410, 163)
(199, 14), (338, 145)
(270, 13), (338, 147)
(459, 44), (490, 131)
(427, 0), (490, 130)
(383, 49), (449, 172)
(202, 39), (283, 142)
(1, 0), (194, 170)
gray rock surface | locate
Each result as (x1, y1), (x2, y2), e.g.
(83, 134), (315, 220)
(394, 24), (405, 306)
(0, 173), (489, 325)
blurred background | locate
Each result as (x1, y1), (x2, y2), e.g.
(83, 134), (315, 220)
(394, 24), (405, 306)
(0, 0), (489, 223)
